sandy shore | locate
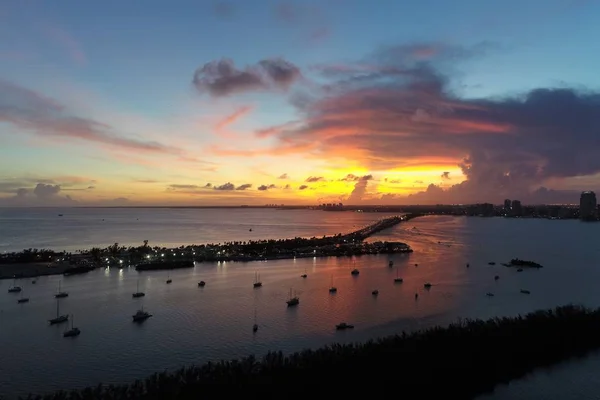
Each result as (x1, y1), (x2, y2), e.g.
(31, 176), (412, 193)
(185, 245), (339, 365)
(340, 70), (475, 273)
(0, 263), (70, 280)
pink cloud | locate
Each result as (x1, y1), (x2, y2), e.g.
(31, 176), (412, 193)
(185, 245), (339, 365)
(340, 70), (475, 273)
(43, 25), (86, 66)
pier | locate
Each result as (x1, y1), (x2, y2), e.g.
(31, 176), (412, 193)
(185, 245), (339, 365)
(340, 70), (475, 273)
(341, 214), (418, 241)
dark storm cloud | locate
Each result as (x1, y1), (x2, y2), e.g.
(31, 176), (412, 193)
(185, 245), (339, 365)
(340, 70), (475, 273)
(192, 58), (301, 97)
(255, 42), (600, 203)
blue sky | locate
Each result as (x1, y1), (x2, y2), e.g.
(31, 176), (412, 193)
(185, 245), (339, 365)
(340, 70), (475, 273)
(1, 0), (599, 205)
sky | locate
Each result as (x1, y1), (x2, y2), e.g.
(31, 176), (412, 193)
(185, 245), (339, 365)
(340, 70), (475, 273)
(1, 0), (600, 206)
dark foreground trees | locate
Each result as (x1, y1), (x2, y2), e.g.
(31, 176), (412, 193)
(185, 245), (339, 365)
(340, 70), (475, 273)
(23, 305), (600, 400)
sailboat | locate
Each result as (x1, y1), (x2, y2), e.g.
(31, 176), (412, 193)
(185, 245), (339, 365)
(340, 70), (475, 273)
(54, 281), (68, 298)
(49, 298), (69, 325)
(132, 279), (145, 298)
(63, 314), (81, 337)
(132, 306), (152, 322)
(253, 272), (262, 288)
(8, 278), (21, 293)
(166, 274), (172, 284)
(286, 288), (299, 307)
(252, 307), (258, 333)
(17, 291), (29, 303)
(394, 266), (403, 283)
(301, 266), (307, 278)
(388, 260), (394, 268)
(329, 275), (337, 293)
(350, 260), (359, 276)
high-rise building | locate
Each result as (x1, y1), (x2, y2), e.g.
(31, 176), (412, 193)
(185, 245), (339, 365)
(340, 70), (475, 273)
(580, 191), (598, 221)
(511, 200), (522, 217)
(504, 199), (511, 213)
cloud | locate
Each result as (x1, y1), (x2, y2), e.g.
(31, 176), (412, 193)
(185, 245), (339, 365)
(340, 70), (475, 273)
(33, 183), (60, 198)
(299, 185), (308, 190)
(168, 184), (201, 190)
(214, 106), (252, 133)
(385, 178), (402, 184)
(192, 58), (301, 97)
(235, 183), (252, 190)
(346, 179), (372, 203)
(257, 185), (268, 191)
(0, 180), (78, 206)
(212, 1), (235, 18)
(0, 80), (189, 157)
(305, 176), (325, 182)
(214, 182), (235, 191)
(441, 172), (451, 180)
(268, 184), (277, 189)
(132, 179), (161, 183)
(278, 173), (289, 179)
(255, 42), (600, 203)
(204, 183), (212, 188)
(43, 25), (86, 65)
(284, 184), (291, 189)
(340, 174), (373, 182)
(255, 121), (301, 138)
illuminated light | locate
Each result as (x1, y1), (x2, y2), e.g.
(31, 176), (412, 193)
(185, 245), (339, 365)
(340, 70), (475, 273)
(146, 255), (150, 259)
(119, 260), (123, 264)
(161, 254), (165, 257)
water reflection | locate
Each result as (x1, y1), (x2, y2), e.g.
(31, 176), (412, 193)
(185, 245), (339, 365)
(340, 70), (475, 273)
(2, 216), (600, 397)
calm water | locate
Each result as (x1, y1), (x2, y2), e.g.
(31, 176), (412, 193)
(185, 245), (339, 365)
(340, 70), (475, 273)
(1, 209), (600, 398)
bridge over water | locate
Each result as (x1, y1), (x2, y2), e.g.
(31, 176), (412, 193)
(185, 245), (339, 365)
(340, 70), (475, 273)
(340, 213), (422, 241)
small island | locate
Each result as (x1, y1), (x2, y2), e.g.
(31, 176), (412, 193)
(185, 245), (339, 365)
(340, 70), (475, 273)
(508, 258), (544, 268)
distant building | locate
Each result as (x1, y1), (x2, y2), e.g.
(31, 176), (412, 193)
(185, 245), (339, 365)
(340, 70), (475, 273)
(503, 199), (511, 213)
(580, 191), (598, 221)
(511, 200), (522, 217)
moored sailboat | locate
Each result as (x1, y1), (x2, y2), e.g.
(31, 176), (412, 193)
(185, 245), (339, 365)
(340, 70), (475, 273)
(55, 281), (68, 298)
(253, 272), (262, 288)
(49, 298), (69, 325)
(63, 315), (81, 337)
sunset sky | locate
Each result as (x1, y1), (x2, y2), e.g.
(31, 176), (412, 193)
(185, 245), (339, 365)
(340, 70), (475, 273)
(1, 0), (599, 206)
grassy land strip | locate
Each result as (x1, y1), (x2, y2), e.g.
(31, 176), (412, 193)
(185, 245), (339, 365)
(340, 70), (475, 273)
(19, 305), (600, 399)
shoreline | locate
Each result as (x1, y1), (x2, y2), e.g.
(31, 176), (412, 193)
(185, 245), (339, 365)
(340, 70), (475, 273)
(24, 305), (600, 398)
(0, 215), (416, 279)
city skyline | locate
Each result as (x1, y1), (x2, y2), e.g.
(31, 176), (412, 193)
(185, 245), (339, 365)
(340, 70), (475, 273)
(1, 0), (600, 206)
